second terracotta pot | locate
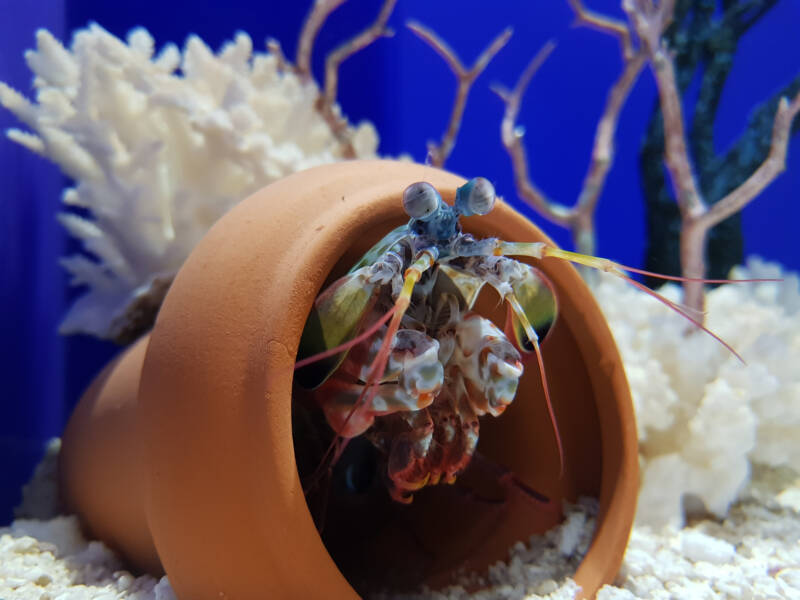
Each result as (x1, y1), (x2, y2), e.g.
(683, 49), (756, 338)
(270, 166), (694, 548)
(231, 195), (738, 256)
(61, 159), (637, 599)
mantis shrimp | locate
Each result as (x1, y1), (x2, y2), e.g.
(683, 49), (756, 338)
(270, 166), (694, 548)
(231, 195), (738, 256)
(294, 177), (747, 505)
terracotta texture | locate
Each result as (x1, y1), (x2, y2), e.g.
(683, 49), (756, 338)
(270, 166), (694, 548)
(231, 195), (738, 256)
(59, 334), (162, 575)
(59, 160), (638, 599)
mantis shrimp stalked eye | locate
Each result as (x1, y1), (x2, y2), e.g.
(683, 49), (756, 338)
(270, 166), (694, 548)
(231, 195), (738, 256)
(455, 176), (495, 216)
(295, 177), (757, 504)
(402, 181), (440, 220)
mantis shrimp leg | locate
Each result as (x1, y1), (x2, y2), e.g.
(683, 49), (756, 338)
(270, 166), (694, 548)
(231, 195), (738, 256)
(308, 249), (440, 476)
(351, 249), (439, 424)
(368, 409), (437, 503)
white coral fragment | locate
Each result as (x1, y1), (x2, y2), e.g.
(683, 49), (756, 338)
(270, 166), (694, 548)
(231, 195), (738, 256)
(594, 257), (800, 527)
(1, 25), (378, 339)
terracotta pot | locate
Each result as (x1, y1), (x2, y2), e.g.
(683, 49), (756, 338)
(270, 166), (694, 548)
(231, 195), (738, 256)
(60, 160), (637, 599)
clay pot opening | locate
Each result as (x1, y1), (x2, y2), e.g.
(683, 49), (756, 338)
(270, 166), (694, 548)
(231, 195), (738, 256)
(288, 187), (614, 596)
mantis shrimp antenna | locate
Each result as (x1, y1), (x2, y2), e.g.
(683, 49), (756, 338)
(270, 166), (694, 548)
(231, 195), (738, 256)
(294, 304), (399, 371)
(537, 246), (784, 365)
(505, 294), (564, 479)
(493, 241), (780, 365)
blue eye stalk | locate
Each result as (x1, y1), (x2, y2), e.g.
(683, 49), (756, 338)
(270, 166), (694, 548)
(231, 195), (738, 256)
(404, 178), (496, 245)
(455, 177), (496, 217)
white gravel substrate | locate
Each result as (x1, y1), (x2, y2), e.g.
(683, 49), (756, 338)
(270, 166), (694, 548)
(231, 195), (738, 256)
(2, 443), (799, 599)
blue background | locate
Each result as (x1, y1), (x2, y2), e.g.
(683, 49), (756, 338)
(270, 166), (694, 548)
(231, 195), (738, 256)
(1, 0), (798, 523)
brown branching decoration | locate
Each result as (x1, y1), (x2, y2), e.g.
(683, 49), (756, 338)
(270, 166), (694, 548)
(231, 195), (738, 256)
(493, 43), (568, 224)
(699, 94), (800, 229)
(566, 0), (636, 59)
(494, 0), (646, 258)
(295, 0), (347, 82)
(597, 0), (800, 317)
(318, 0), (397, 157)
(640, 0), (790, 288)
(679, 90), (800, 311)
(323, 0), (396, 109)
(273, 0), (398, 159)
(407, 21), (511, 169)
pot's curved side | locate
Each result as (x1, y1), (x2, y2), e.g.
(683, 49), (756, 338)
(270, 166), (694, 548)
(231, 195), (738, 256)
(59, 334), (162, 575)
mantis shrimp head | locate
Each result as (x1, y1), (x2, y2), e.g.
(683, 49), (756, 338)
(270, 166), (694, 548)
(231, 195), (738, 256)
(403, 178), (497, 245)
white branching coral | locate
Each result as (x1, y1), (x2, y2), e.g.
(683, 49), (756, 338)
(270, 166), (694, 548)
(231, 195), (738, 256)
(0, 25), (378, 341)
(593, 258), (800, 527)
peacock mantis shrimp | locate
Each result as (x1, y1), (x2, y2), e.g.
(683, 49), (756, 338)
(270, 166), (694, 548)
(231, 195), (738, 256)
(294, 176), (752, 505)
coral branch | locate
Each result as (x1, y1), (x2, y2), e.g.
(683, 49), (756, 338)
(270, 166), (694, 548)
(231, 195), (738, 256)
(323, 0), (396, 108)
(654, 52), (706, 220)
(623, 2), (697, 217)
(319, 0), (397, 158)
(407, 21), (511, 168)
(494, 1), (647, 258)
(578, 53), (646, 216)
(567, 0), (635, 59)
(1, 25), (379, 341)
(620, 0), (711, 311)
(493, 42), (572, 227)
(618, 0), (796, 317)
(295, 0), (347, 81)
(292, 0), (398, 158)
(623, 0), (800, 314)
(700, 90), (800, 229)
(638, 1), (783, 285)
